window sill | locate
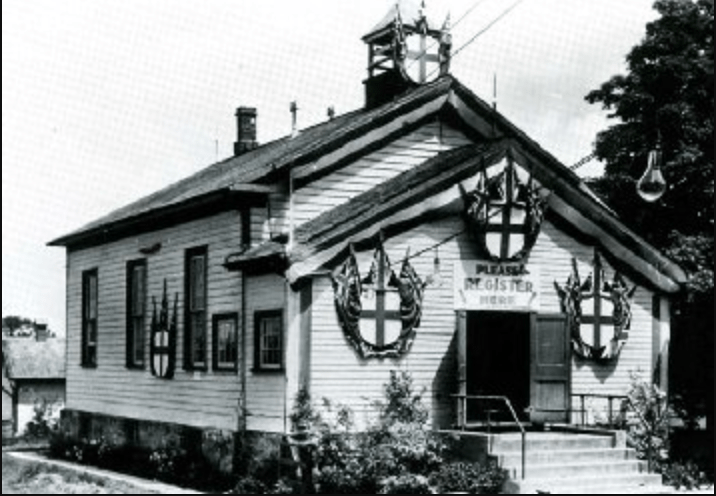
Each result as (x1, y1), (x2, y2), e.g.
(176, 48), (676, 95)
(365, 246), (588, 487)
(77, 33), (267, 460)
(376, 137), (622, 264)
(80, 364), (98, 369)
(212, 367), (239, 375)
(184, 366), (209, 373)
(251, 367), (285, 375)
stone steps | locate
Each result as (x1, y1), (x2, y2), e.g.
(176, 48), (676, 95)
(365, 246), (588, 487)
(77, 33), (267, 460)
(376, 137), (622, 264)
(513, 474), (665, 494)
(497, 447), (637, 467)
(489, 432), (663, 494)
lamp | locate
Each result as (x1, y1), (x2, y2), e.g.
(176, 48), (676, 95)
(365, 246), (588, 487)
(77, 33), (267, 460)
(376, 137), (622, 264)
(637, 132), (668, 203)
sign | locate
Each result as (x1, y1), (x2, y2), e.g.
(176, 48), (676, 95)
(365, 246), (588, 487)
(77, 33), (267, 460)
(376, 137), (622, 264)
(454, 261), (541, 312)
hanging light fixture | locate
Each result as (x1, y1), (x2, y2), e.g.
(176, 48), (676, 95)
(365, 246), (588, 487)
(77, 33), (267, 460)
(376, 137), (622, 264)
(637, 141), (668, 203)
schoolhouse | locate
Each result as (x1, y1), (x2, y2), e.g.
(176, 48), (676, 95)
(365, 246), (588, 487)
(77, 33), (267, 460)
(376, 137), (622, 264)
(50, 0), (685, 487)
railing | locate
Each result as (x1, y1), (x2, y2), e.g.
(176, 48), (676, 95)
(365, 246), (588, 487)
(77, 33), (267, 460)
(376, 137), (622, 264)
(571, 393), (628, 429)
(452, 394), (527, 480)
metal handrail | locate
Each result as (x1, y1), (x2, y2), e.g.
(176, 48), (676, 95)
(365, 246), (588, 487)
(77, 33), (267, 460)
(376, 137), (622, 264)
(452, 394), (527, 480)
(571, 393), (628, 429)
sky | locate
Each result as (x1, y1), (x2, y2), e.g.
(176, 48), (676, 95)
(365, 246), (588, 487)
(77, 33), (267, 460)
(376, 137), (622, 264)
(2, 0), (658, 334)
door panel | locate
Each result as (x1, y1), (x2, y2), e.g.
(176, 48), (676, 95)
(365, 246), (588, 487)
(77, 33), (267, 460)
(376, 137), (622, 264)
(531, 314), (571, 423)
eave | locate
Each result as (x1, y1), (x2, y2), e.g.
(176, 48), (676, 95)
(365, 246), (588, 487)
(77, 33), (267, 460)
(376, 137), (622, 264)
(48, 186), (270, 250)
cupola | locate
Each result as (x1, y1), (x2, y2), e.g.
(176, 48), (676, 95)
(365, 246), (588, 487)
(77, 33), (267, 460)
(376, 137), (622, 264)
(363, 0), (452, 109)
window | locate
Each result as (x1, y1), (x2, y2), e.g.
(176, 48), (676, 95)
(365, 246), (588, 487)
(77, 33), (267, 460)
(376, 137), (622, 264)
(254, 310), (283, 371)
(185, 247), (208, 370)
(126, 260), (147, 369)
(82, 269), (98, 367)
(213, 313), (239, 372)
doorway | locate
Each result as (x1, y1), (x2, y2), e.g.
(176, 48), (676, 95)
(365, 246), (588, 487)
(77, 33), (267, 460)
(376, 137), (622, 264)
(466, 312), (531, 423)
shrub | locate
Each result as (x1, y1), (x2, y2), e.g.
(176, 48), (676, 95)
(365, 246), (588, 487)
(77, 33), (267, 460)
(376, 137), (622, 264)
(660, 461), (710, 491)
(312, 371), (448, 494)
(230, 476), (268, 494)
(624, 371), (670, 468)
(378, 474), (433, 494)
(377, 370), (429, 427)
(25, 399), (58, 440)
(430, 462), (483, 493)
(471, 459), (509, 494)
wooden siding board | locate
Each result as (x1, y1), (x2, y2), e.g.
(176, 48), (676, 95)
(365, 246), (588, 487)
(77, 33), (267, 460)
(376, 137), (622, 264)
(308, 216), (657, 430)
(65, 211), (244, 432)
(244, 274), (287, 433)
(293, 124), (471, 228)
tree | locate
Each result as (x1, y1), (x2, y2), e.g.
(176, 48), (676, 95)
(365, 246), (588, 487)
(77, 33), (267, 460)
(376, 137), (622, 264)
(2, 316), (34, 337)
(585, 0), (714, 432)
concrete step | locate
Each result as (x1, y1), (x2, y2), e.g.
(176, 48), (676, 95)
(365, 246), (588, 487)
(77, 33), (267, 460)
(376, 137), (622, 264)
(513, 473), (664, 494)
(497, 447), (637, 467)
(491, 433), (616, 453)
(505, 459), (648, 480)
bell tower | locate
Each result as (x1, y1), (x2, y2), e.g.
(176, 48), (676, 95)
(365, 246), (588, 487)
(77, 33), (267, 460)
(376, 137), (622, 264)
(363, 0), (452, 109)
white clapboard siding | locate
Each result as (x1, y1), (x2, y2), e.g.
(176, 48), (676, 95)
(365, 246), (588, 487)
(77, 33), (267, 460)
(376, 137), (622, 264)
(293, 123), (472, 227)
(245, 274), (287, 433)
(65, 211), (244, 432)
(309, 217), (657, 429)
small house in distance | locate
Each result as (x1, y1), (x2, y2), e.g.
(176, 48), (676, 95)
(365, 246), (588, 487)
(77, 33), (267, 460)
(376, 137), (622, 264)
(49, 0), (685, 489)
(2, 335), (66, 437)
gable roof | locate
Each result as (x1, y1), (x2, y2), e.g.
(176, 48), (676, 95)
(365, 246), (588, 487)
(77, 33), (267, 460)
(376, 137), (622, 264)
(47, 73), (686, 293)
(49, 77), (454, 248)
(2, 339), (66, 380)
(288, 139), (687, 294)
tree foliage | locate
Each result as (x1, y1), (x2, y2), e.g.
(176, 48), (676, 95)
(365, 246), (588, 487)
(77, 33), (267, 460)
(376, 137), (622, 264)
(2, 316), (34, 336)
(585, 0), (714, 429)
(586, 0), (713, 254)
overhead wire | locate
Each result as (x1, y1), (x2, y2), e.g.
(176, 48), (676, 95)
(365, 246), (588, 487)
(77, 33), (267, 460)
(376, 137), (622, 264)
(451, 0), (529, 60)
(406, 0), (493, 71)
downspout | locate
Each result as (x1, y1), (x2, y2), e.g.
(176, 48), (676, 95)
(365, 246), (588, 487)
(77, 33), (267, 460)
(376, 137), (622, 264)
(240, 270), (248, 433)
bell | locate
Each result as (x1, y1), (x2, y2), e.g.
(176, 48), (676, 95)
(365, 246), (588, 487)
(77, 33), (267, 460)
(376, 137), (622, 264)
(637, 148), (667, 202)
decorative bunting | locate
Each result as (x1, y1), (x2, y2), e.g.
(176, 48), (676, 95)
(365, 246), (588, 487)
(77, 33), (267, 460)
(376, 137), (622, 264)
(555, 252), (637, 363)
(332, 246), (364, 356)
(460, 157), (548, 262)
(150, 280), (177, 379)
(332, 241), (427, 360)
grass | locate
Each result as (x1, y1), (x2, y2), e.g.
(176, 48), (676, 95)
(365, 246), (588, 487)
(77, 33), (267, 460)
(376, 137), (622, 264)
(1, 453), (158, 494)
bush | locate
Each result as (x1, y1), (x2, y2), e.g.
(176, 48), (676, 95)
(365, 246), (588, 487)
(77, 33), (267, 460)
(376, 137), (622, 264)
(660, 461), (710, 491)
(311, 371), (448, 494)
(379, 474), (433, 494)
(430, 462), (484, 493)
(471, 459), (509, 494)
(624, 371), (670, 468)
(25, 399), (58, 440)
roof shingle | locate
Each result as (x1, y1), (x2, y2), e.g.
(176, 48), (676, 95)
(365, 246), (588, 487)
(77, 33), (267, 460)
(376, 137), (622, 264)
(2, 339), (66, 380)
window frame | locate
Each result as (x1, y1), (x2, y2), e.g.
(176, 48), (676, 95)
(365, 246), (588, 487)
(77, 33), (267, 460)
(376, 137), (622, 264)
(126, 259), (147, 370)
(254, 310), (284, 372)
(81, 269), (99, 368)
(184, 246), (209, 371)
(212, 313), (240, 373)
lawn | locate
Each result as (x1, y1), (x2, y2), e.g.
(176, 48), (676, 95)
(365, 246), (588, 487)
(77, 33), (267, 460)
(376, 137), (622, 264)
(1, 452), (157, 494)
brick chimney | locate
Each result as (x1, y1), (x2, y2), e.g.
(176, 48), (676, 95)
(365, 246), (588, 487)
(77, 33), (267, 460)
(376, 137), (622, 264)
(234, 107), (258, 156)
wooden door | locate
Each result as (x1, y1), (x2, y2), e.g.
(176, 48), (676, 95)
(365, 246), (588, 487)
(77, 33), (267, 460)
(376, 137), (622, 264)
(530, 314), (571, 424)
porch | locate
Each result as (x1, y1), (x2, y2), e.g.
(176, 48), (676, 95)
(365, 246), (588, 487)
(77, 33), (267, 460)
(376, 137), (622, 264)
(445, 394), (664, 494)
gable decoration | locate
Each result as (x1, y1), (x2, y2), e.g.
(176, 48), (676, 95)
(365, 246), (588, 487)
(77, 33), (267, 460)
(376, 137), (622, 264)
(332, 241), (427, 360)
(150, 280), (178, 379)
(555, 252), (637, 364)
(460, 154), (549, 263)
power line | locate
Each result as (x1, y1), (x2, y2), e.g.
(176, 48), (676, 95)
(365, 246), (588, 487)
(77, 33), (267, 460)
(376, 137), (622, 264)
(406, 0), (493, 71)
(570, 153), (597, 171)
(425, 0), (529, 80)
(451, 0), (529, 61)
